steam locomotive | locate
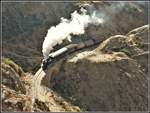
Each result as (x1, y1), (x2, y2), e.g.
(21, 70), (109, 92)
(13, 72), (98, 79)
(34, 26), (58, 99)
(41, 38), (101, 70)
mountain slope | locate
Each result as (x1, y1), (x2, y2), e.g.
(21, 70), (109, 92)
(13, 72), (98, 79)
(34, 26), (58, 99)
(48, 25), (149, 111)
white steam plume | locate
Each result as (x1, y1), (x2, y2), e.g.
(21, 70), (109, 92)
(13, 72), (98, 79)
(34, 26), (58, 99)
(42, 7), (104, 58)
(42, 2), (146, 59)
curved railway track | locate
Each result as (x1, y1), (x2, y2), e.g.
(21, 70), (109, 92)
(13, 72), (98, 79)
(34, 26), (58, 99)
(32, 38), (102, 110)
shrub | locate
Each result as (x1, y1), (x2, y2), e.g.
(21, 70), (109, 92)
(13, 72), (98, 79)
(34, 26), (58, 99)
(2, 57), (24, 76)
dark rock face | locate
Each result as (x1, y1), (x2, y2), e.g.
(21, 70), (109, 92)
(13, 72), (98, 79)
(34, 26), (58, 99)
(2, 2), (148, 72)
(85, 2), (148, 40)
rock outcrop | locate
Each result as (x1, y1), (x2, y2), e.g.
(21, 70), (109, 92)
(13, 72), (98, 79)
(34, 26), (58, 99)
(1, 58), (81, 112)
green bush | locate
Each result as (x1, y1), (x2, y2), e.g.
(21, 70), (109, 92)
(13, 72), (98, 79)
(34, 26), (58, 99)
(2, 57), (24, 76)
(120, 48), (130, 56)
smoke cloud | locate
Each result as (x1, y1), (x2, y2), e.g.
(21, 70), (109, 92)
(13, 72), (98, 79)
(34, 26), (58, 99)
(42, 2), (146, 58)
(42, 7), (104, 58)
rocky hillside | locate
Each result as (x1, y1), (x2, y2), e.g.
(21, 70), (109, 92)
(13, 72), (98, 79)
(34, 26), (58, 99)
(2, 24), (149, 111)
(45, 25), (149, 111)
(1, 58), (81, 112)
(1, 1), (149, 112)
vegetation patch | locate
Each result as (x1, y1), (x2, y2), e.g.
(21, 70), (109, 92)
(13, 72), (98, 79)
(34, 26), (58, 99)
(2, 57), (24, 76)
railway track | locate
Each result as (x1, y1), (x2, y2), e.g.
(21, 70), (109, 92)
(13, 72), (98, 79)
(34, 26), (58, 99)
(32, 38), (102, 110)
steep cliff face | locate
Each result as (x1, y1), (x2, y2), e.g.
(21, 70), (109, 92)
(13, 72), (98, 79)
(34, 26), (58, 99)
(2, 2), (148, 72)
(48, 25), (148, 111)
